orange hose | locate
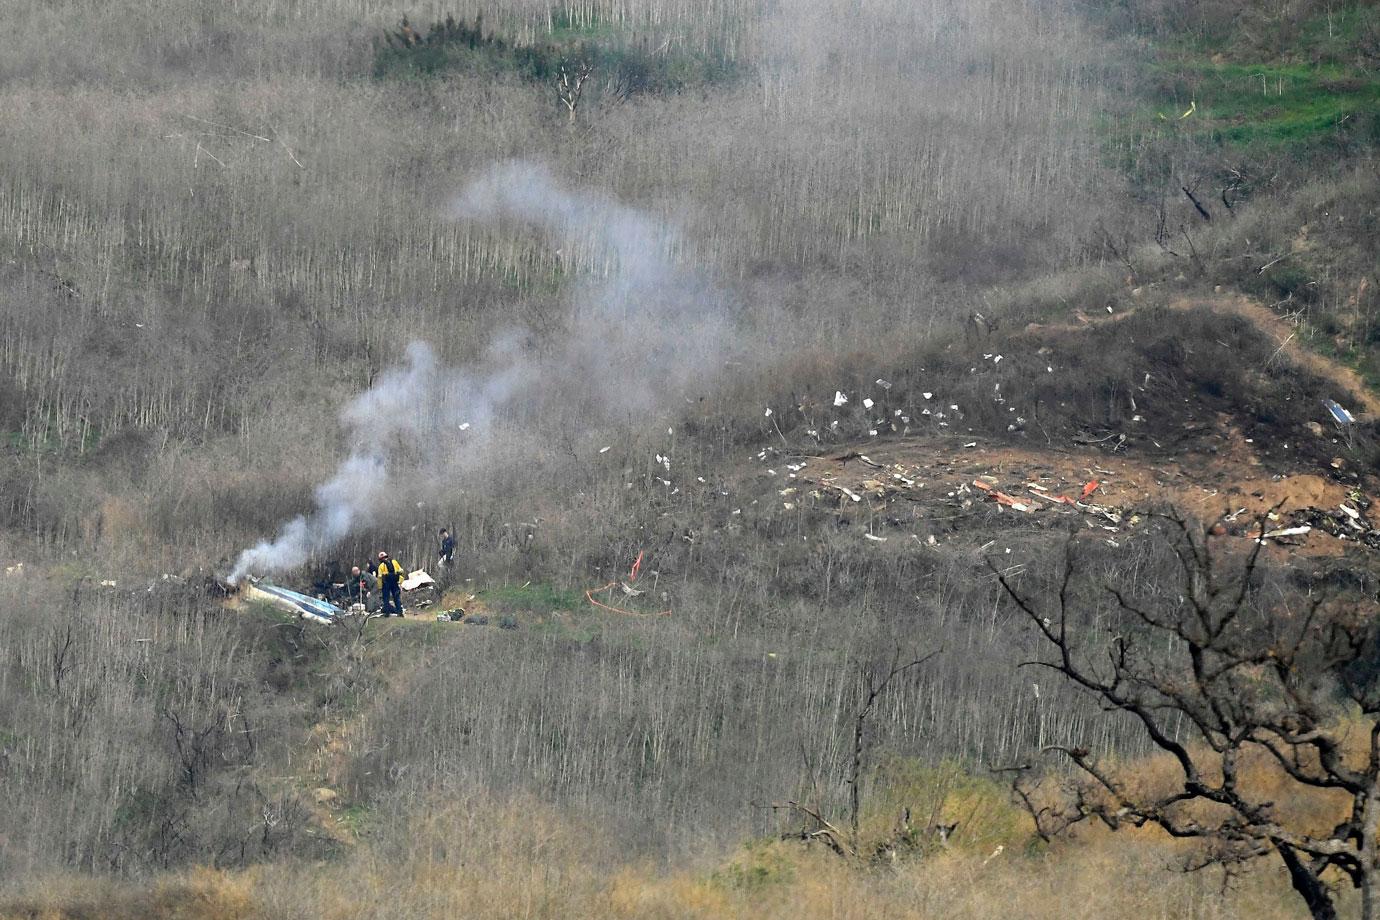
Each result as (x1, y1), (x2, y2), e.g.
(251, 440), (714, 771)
(584, 582), (671, 617)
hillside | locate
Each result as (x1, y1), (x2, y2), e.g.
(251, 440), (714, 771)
(2, 1), (1379, 918)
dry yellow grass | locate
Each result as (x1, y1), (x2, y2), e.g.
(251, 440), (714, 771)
(0, 788), (1323, 920)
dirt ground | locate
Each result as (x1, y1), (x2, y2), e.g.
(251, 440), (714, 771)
(785, 432), (1369, 550)
(750, 293), (1378, 557)
(1022, 291), (1379, 419)
(1172, 293), (1380, 419)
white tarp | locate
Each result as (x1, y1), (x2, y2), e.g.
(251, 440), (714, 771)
(401, 569), (436, 592)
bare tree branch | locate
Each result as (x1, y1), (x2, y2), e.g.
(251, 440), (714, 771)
(992, 519), (1380, 920)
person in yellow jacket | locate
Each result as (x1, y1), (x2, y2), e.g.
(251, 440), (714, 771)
(376, 551), (406, 617)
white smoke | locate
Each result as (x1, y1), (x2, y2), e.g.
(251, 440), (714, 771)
(228, 342), (522, 582)
(452, 160), (732, 406)
(229, 160), (734, 583)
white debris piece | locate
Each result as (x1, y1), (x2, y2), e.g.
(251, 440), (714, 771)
(764, 407), (773, 417)
(401, 570), (436, 591)
(839, 486), (863, 503)
(834, 391), (849, 407)
(1261, 525), (1311, 542)
(459, 422), (471, 431)
(875, 379), (892, 389)
(599, 446), (611, 453)
(923, 392), (933, 400)
(864, 533), (887, 542)
(863, 398), (874, 409)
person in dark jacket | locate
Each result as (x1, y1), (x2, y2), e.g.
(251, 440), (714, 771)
(376, 551), (405, 617)
(349, 566), (377, 608)
(438, 528), (456, 568)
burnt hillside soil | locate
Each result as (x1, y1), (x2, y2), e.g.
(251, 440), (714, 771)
(664, 293), (1380, 581)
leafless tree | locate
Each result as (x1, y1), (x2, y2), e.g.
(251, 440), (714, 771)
(994, 520), (1380, 920)
(556, 55), (594, 125)
(770, 647), (940, 860)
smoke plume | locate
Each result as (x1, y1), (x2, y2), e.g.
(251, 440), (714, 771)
(229, 160), (734, 583)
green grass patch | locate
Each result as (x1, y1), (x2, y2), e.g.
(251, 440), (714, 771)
(1107, 6), (1380, 177)
(483, 581), (583, 614)
(1113, 58), (1380, 171)
(1305, 326), (1380, 393)
(545, 8), (626, 44)
(0, 419), (101, 457)
(337, 802), (373, 836)
(372, 12), (742, 97)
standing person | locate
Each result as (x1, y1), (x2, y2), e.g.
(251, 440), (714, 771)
(376, 551), (405, 617)
(438, 528), (456, 568)
(348, 565), (377, 609)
